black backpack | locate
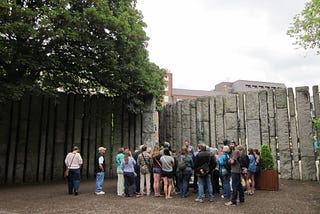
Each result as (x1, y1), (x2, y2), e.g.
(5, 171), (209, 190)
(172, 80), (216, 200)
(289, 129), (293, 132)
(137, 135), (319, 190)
(238, 151), (249, 168)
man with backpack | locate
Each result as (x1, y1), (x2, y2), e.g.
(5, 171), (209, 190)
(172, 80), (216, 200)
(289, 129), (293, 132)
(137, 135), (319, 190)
(225, 144), (245, 206)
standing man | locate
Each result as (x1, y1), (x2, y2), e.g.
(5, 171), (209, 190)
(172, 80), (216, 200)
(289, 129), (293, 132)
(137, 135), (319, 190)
(225, 144), (245, 206)
(95, 146), (107, 195)
(184, 140), (194, 157)
(194, 144), (214, 203)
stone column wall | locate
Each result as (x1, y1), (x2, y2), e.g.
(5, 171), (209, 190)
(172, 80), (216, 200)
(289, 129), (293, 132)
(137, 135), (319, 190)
(160, 86), (319, 181)
(296, 87), (314, 180)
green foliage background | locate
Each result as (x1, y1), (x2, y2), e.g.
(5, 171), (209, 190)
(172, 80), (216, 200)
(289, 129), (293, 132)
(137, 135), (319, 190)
(287, 0), (320, 54)
(0, 0), (165, 112)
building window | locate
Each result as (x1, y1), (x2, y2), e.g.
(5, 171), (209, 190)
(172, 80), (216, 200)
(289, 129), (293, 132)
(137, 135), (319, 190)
(245, 84), (252, 88)
(164, 76), (169, 81)
(164, 85), (169, 91)
(164, 96), (169, 102)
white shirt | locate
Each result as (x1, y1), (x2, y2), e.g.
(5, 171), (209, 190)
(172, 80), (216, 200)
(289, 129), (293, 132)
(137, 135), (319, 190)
(65, 152), (83, 169)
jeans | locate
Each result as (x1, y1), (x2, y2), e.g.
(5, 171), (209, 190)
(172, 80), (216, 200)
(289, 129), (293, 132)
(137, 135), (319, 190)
(179, 170), (192, 197)
(95, 172), (105, 192)
(197, 173), (213, 200)
(231, 172), (244, 204)
(68, 168), (81, 194)
(124, 172), (136, 196)
(221, 173), (231, 199)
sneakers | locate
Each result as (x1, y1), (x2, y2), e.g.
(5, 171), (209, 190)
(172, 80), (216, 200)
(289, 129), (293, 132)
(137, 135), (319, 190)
(225, 201), (236, 206)
(95, 191), (105, 195)
(195, 198), (204, 203)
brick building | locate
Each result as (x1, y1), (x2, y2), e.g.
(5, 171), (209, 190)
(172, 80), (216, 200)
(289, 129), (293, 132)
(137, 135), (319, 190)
(162, 72), (286, 105)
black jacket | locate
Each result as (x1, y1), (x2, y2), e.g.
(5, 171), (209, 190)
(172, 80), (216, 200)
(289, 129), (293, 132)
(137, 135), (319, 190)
(194, 150), (214, 174)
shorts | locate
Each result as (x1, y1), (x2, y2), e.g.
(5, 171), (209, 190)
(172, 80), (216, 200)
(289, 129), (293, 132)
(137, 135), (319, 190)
(162, 171), (174, 178)
(153, 167), (162, 174)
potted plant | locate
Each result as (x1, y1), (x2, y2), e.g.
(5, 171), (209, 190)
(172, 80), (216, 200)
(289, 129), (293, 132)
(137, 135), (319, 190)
(256, 144), (279, 191)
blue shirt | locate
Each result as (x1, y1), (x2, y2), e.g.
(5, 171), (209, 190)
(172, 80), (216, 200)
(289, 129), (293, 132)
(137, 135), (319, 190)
(248, 154), (256, 173)
(121, 157), (136, 173)
(219, 152), (229, 174)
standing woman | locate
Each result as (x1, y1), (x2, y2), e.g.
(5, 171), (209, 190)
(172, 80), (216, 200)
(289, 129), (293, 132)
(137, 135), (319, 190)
(246, 148), (256, 195)
(160, 148), (175, 199)
(121, 150), (140, 198)
(65, 146), (83, 195)
(178, 146), (194, 198)
(116, 147), (125, 196)
(152, 146), (162, 197)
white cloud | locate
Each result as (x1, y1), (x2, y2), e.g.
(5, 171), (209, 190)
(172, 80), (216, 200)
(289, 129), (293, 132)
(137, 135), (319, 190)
(137, 0), (320, 90)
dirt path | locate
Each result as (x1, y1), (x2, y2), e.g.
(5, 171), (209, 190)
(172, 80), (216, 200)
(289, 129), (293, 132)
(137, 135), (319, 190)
(0, 179), (319, 214)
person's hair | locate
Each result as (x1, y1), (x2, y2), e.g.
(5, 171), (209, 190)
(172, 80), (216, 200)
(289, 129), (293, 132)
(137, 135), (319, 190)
(248, 148), (254, 155)
(118, 147), (124, 154)
(164, 148), (171, 156)
(223, 139), (230, 145)
(199, 144), (207, 151)
(164, 141), (170, 148)
(141, 145), (147, 152)
(152, 146), (160, 158)
(180, 146), (189, 156)
(237, 144), (245, 151)
(124, 151), (131, 164)
(230, 140), (237, 146)
(253, 148), (260, 155)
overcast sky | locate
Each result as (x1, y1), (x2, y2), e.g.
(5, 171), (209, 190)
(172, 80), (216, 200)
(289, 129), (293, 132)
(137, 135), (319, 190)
(136, 0), (320, 90)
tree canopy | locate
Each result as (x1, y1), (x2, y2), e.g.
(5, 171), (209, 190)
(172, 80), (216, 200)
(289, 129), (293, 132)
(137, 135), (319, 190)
(0, 0), (165, 111)
(287, 0), (320, 54)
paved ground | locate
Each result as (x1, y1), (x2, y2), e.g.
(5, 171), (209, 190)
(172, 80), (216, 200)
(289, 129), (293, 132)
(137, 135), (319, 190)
(0, 178), (319, 214)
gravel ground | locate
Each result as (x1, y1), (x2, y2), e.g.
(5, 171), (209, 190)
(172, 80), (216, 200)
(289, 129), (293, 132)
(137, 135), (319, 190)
(0, 178), (319, 214)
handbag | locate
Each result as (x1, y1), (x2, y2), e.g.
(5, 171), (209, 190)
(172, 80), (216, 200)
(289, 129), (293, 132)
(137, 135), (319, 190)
(65, 154), (76, 178)
(64, 169), (69, 177)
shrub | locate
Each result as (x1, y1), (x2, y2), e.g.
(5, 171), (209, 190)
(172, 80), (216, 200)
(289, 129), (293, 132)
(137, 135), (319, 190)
(313, 118), (320, 132)
(260, 144), (275, 170)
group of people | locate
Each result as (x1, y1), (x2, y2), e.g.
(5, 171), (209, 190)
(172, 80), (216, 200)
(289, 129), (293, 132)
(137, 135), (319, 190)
(114, 139), (261, 205)
(219, 140), (261, 206)
(64, 140), (261, 207)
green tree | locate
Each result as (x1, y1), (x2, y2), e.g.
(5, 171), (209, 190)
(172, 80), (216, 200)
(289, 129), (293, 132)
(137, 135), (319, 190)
(0, 0), (165, 111)
(287, 0), (320, 54)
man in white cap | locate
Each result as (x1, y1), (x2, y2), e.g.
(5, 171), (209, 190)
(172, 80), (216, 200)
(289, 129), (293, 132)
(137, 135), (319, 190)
(95, 146), (106, 195)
